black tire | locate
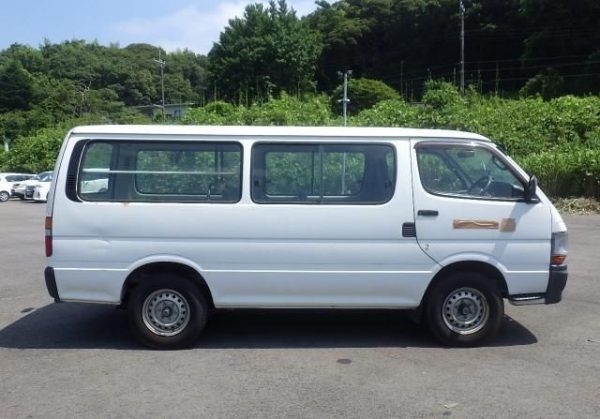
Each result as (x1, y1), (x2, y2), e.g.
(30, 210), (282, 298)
(425, 272), (503, 347)
(127, 273), (208, 349)
(0, 191), (9, 202)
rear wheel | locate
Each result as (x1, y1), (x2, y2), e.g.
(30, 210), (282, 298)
(127, 273), (208, 349)
(425, 272), (503, 347)
(0, 191), (9, 202)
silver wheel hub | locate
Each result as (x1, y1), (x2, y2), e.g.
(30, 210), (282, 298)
(142, 289), (190, 337)
(442, 287), (489, 335)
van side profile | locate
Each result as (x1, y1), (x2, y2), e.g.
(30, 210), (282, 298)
(44, 125), (568, 349)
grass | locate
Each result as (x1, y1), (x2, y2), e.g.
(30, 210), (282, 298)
(552, 198), (600, 214)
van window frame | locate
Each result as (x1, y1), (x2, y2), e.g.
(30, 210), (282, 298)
(251, 141), (396, 205)
(414, 140), (533, 203)
(71, 139), (244, 204)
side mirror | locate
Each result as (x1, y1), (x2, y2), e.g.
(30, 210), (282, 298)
(525, 176), (537, 203)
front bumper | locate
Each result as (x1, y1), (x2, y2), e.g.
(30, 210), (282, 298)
(545, 266), (568, 304)
(509, 266), (568, 306)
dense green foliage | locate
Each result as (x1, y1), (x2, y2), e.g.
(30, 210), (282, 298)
(2, 82), (599, 198)
(352, 82), (600, 197)
(0, 41), (208, 142)
(306, 0), (600, 97)
(332, 78), (400, 114)
(209, 0), (322, 102)
(183, 94), (334, 126)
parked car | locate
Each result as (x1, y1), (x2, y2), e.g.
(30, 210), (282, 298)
(33, 179), (53, 202)
(80, 175), (109, 194)
(0, 173), (35, 202)
(26, 172), (53, 200)
(13, 171), (52, 200)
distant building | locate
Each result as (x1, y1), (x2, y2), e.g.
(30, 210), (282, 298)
(136, 103), (195, 119)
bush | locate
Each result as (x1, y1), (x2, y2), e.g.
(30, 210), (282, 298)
(2, 126), (66, 172)
(351, 99), (419, 127)
(184, 94), (335, 126)
(517, 147), (600, 198)
(247, 94), (334, 126)
(332, 78), (400, 115)
(422, 80), (463, 110)
(183, 101), (248, 125)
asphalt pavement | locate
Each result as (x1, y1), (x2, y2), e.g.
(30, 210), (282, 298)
(0, 199), (598, 418)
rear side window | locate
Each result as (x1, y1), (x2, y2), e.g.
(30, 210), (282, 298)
(77, 141), (242, 203)
(252, 143), (395, 204)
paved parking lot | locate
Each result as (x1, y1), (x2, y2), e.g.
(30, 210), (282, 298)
(0, 199), (599, 418)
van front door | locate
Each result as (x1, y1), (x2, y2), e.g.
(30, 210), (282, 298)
(410, 140), (551, 296)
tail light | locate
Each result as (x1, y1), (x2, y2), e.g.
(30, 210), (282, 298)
(550, 231), (568, 267)
(45, 216), (53, 257)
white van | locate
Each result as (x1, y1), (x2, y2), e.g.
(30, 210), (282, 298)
(45, 125), (568, 349)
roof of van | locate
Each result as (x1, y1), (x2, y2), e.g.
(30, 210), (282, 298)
(70, 125), (491, 142)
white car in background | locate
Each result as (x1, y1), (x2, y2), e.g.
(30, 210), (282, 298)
(33, 175), (106, 202)
(18, 171), (53, 200)
(80, 177), (109, 194)
(33, 181), (52, 202)
(26, 172), (53, 201)
(12, 171), (52, 200)
(0, 173), (35, 202)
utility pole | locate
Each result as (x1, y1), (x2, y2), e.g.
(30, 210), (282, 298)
(337, 70), (352, 194)
(337, 70), (352, 127)
(154, 50), (166, 120)
(400, 60), (404, 100)
(460, 0), (465, 95)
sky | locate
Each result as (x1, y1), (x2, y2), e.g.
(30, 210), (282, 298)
(0, 0), (318, 55)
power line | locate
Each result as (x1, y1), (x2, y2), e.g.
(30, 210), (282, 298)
(464, 54), (593, 65)
(372, 57), (597, 84)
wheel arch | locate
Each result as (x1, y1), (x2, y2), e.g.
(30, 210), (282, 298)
(414, 260), (508, 320)
(121, 261), (215, 309)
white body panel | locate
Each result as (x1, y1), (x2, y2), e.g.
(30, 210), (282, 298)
(47, 125), (561, 309)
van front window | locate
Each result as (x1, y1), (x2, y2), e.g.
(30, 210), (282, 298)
(416, 143), (525, 200)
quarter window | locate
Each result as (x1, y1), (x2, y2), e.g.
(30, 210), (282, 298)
(77, 141), (242, 203)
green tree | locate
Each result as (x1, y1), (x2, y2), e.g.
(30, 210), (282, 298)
(209, 0), (322, 102)
(167, 49), (209, 102)
(0, 59), (34, 112)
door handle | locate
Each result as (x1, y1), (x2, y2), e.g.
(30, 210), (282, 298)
(418, 210), (439, 216)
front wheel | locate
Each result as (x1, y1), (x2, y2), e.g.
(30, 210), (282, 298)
(0, 191), (9, 202)
(425, 272), (503, 347)
(127, 273), (208, 349)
